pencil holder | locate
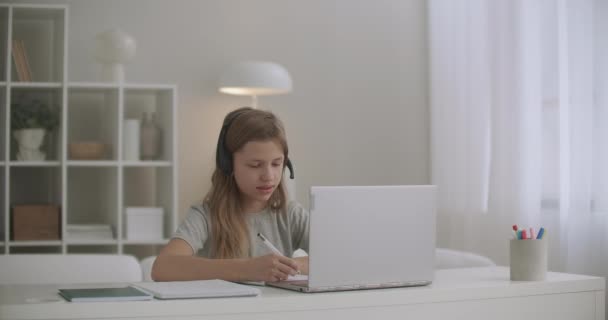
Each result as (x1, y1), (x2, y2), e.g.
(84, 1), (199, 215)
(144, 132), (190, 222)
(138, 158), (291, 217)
(509, 237), (548, 281)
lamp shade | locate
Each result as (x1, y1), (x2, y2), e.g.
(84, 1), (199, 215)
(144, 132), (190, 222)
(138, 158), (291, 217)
(218, 61), (292, 96)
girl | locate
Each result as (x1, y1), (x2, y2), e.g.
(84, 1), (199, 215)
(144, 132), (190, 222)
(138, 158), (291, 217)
(152, 107), (309, 282)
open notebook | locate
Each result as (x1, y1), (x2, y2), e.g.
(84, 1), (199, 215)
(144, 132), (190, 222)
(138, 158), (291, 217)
(133, 280), (260, 299)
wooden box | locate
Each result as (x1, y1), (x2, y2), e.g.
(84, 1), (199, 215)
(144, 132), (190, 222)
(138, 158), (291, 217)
(11, 205), (61, 240)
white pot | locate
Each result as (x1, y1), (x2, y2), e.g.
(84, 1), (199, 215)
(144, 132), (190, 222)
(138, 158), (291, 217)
(13, 128), (46, 161)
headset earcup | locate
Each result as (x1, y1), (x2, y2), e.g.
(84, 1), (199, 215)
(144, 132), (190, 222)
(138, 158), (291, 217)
(216, 126), (232, 176)
(286, 158), (295, 179)
(222, 149), (232, 175)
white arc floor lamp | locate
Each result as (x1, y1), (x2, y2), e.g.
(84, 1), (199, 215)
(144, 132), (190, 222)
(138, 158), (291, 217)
(218, 61), (296, 200)
(218, 61), (292, 108)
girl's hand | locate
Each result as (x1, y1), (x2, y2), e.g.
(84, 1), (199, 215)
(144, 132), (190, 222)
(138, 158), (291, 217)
(245, 254), (299, 282)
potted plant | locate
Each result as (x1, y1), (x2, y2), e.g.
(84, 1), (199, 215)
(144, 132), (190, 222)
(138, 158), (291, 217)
(11, 99), (59, 161)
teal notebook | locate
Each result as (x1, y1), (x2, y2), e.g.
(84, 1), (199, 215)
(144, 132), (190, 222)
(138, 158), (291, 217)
(58, 286), (153, 302)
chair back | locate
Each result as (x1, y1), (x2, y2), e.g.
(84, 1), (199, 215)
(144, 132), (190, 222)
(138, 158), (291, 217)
(0, 254), (143, 284)
(140, 256), (156, 282)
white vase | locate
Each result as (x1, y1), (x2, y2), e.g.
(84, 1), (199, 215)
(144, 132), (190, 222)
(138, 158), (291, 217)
(13, 128), (46, 161)
(123, 119), (140, 161)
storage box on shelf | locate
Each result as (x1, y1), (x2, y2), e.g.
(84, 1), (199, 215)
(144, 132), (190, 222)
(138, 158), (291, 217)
(11, 204), (60, 240)
(125, 207), (163, 241)
(8, 166), (62, 247)
(1, 4), (177, 258)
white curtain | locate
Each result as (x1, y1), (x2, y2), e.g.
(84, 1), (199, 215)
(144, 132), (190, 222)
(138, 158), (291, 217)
(429, 0), (608, 283)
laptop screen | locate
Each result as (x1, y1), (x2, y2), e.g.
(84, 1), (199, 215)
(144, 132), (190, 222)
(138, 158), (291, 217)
(307, 185), (436, 288)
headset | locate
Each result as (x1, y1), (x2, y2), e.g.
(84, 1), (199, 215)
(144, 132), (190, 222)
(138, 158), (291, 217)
(215, 109), (295, 179)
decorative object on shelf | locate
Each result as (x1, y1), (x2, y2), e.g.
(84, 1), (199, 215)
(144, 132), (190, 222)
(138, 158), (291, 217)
(218, 61), (292, 108)
(11, 99), (59, 161)
(140, 112), (162, 160)
(94, 28), (136, 83)
(125, 207), (164, 240)
(11, 204), (61, 240)
(13, 129), (45, 161)
(68, 142), (107, 160)
(123, 119), (140, 160)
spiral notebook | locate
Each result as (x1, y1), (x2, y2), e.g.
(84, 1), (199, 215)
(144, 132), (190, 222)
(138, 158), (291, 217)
(133, 280), (261, 299)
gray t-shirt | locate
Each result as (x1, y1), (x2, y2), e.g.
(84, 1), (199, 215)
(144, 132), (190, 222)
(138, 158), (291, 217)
(172, 201), (309, 258)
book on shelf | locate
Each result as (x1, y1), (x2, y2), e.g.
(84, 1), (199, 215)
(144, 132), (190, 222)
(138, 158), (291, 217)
(11, 40), (25, 81)
(65, 224), (114, 241)
(19, 40), (33, 81)
(66, 224), (114, 231)
(11, 40), (32, 82)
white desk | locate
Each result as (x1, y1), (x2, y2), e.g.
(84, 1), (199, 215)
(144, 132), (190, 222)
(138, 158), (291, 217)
(0, 267), (604, 320)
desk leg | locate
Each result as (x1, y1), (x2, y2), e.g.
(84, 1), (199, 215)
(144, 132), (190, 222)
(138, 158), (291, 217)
(596, 290), (605, 320)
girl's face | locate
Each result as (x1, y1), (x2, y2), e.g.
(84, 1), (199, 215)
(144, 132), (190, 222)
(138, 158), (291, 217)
(233, 139), (284, 213)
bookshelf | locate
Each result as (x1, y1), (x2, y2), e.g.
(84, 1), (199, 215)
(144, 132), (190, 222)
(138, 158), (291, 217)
(1, 4), (178, 258)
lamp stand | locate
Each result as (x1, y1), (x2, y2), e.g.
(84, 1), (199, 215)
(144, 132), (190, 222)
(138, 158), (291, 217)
(251, 95), (258, 109)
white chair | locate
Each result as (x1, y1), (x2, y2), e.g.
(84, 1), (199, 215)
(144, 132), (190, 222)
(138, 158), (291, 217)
(0, 254), (143, 285)
(140, 255), (157, 282)
(435, 248), (496, 269)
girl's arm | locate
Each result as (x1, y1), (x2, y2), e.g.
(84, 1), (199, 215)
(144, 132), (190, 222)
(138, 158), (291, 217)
(152, 238), (299, 282)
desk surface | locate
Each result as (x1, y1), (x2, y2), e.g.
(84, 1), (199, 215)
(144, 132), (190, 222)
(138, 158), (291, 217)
(0, 267), (604, 320)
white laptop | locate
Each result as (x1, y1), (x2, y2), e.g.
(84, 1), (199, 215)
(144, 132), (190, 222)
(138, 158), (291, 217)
(267, 185), (436, 293)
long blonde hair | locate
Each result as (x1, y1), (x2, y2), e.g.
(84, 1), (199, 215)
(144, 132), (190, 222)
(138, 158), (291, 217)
(205, 107), (290, 258)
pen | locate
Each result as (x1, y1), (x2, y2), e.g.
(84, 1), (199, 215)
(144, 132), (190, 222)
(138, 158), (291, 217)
(537, 227), (545, 239)
(257, 233), (283, 256)
(257, 233), (301, 275)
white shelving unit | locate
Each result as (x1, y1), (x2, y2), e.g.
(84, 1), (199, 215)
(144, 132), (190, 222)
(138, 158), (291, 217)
(1, 4), (178, 258)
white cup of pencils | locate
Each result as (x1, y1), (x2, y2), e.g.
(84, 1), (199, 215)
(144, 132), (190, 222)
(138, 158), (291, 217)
(509, 225), (548, 281)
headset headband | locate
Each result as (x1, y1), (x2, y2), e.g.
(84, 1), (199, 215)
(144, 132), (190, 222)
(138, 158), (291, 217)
(215, 109), (295, 179)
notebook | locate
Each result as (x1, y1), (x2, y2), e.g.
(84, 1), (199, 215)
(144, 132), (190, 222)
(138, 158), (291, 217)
(133, 280), (261, 299)
(58, 286), (153, 302)
(267, 185), (436, 293)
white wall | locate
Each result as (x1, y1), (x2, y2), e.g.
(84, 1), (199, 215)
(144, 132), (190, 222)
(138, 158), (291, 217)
(14, 0), (429, 221)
